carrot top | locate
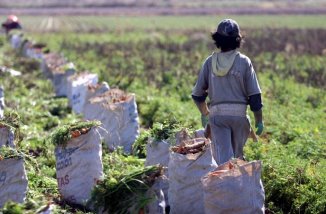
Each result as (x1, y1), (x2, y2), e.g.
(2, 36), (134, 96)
(48, 120), (101, 146)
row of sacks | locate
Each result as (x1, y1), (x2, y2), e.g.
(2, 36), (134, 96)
(8, 35), (139, 154)
(52, 121), (165, 213)
(40, 52), (140, 154)
(145, 130), (265, 214)
(0, 149), (28, 208)
(9, 32), (45, 60)
(6, 33), (139, 207)
(0, 34), (32, 208)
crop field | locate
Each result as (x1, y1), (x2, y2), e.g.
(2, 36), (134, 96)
(0, 14), (325, 214)
(12, 15), (326, 32)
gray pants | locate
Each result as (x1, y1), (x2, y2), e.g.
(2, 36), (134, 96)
(209, 115), (250, 165)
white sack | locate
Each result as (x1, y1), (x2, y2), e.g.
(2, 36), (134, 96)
(100, 94), (139, 153)
(41, 53), (67, 79)
(26, 47), (43, 60)
(83, 101), (106, 122)
(52, 63), (76, 97)
(145, 176), (168, 214)
(201, 159), (265, 214)
(0, 158), (28, 208)
(83, 103), (108, 145)
(82, 82), (110, 115)
(168, 139), (217, 214)
(66, 73), (98, 114)
(145, 140), (170, 206)
(145, 140), (170, 167)
(10, 34), (22, 49)
(55, 127), (103, 206)
(0, 127), (15, 148)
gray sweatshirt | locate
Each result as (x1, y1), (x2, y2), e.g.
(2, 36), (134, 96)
(192, 51), (261, 106)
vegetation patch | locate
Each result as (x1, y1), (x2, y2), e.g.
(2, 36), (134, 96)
(48, 120), (101, 146)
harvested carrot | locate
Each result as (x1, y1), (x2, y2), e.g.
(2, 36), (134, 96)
(210, 169), (228, 176)
(184, 140), (206, 150)
(71, 130), (81, 138)
(172, 138), (209, 155)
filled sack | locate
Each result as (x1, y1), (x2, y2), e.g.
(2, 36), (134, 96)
(201, 159), (265, 214)
(51, 63), (76, 97)
(66, 72), (98, 114)
(41, 53), (67, 79)
(168, 138), (217, 214)
(84, 89), (139, 154)
(54, 126), (103, 206)
(145, 140), (170, 167)
(82, 82), (110, 115)
(0, 156), (28, 207)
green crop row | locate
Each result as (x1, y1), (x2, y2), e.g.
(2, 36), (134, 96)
(15, 15), (326, 33)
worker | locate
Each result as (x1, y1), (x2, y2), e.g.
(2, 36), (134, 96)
(192, 19), (264, 164)
(2, 15), (22, 37)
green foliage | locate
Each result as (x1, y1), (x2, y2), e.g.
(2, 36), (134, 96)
(20, 15), (326, 33)
(132, 120), (184, 158)
(132, 129), (150, 158)
(91, 165), (162, 214)
(47, 98), (71, 118)
(0, 110), (21, 130)
(150, 120), (181, 142)
(1, 201), (24, 214)
(48, 120), (101, 146)
(0, 146), (23, 159)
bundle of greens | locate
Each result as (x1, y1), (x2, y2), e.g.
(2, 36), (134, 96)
(48, 120), (101, 146)
(0, 146), (23, 160)
(151, 120), (181, 142)
(91, 165), (162, 214)
(132, 120), (183, 158)
(0, 110), (20, 130)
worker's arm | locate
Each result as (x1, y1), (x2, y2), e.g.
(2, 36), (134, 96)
(192, 95), (209, 127)
(192, 57), (211, 127)
(248, 93), (264, 135)
(192, 95), (209, 116)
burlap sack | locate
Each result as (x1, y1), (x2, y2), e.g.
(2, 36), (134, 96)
(66, 72), (98, 114)
(168, 139), (217, 214)
(201, 159), (265, 214)
(0, 157), (28, 207)
(55, 127), (103, 206)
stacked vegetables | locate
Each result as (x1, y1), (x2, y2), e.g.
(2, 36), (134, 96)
(91, 165), (163, 213)
(171, 138), (209, 155)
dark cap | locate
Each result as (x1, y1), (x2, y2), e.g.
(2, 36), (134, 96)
(216, 19), (240, 37)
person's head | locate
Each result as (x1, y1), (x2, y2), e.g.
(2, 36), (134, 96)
(2, 15), (22, 34)
(211, 19), (242, 52)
